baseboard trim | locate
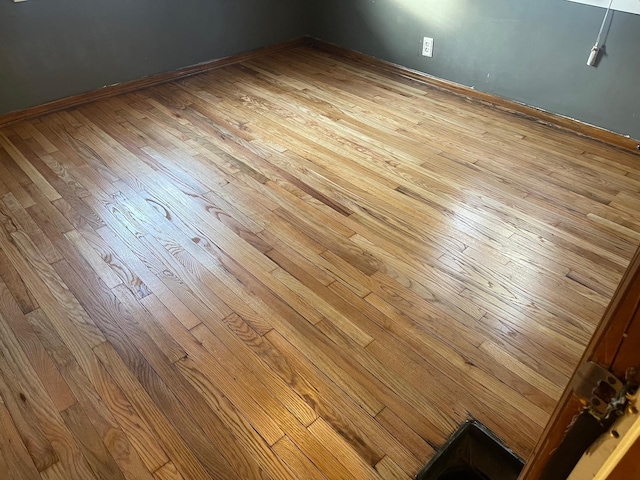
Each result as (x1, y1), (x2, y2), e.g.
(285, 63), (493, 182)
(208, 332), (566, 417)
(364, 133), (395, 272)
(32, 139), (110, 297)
(307, 37), (640, 153)
(0, 36), (310, 128)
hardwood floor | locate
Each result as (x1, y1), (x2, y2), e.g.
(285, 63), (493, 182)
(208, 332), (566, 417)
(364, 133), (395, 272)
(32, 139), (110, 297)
(0, 45), (639, 479)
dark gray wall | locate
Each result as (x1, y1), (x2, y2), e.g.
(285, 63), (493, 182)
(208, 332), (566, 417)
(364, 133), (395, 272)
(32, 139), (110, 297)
(311, 0), (640, 140)
(0, 0), (308, 114)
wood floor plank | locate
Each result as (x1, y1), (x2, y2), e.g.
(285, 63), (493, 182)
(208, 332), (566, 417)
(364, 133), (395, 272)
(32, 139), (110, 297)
(307, 417), (383, 480)
(112, 285), (187, 365)
(114, 180), (332, 337)
(174, 355), (295, 479)
(0, 296), (98, 480)
(88, 207), (215, 329)
(363, 291), (549, 430)
(24, 185), (75, 237)
(0, 44), (638, 480)
(0, 247), (39, 314)
(13, 122), (59, 155)
(0, 146), (37, 208)
(93, 342), (214, 480)
(59, 363), (164, 478)
(375, 456), (412, 480)
(59, 403), (126, 480)
(5, 230), (106, 349)
(153, 462), (185, 480)
(39, 461), (70, 480)
(265, 241), (335, 289)
(26, 307), (169, 475)
(51, 258), (263, 479)
(272, 436), (328, 480)
(375, 408), (435, 469)
(182, 312), (317, 427)
(64, 229), (123, 289)
(0, 132), (61, 203)
(0, 351), (59, 472)
(131, 299), (313, 479)
(0, 283), (76, 414)
(2, 192), (62, 264)
(0, 394), (42, 480)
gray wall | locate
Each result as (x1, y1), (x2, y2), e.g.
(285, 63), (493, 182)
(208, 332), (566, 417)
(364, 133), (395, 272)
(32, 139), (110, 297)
(310, 0), (640, 140)
(0, 0), (308, 114)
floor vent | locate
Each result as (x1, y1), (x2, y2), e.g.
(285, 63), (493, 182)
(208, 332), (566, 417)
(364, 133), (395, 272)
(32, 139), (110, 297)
(417, 421), (524, 480)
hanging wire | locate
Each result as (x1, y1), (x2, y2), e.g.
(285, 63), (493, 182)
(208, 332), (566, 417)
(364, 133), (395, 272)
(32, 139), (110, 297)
(595, 0), (615, 47)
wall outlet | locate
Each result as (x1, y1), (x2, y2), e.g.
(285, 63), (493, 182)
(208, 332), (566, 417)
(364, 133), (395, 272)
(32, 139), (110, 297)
(422, 37), (434, 58)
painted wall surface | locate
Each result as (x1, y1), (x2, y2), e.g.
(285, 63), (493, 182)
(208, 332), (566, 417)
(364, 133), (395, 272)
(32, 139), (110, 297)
(0, 0), (308, 114)
(310, 0), (640, 139)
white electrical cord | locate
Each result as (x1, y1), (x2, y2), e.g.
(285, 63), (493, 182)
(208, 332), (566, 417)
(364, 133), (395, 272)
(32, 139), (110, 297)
(596, 0), (615, 46)
(587, 0), (614, 66)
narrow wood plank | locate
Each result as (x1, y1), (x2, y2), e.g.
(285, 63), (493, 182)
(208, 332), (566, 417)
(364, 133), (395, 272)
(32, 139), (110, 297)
(60, 403), (126, 480)
(153, 462), (185, 480)
(0, 283), (76, 413)
(39, 462), (70, 480)
(26, 306), (168, 475)
(272, 436), (328, 480)
(112, 285), (187, 364)
(375, 456), (412, 480)
(0, 145), (37, 208)
(0, 247), (39, 314)
(5, 230), (106, 349)
(93, 342), (214, 480)
(0, 394), (42, 479)
(50, 255), (257, 479)
(0, 296), (98, 480)
(64, 229), (123, 289)
(2, 192), (62, 264)
(307, 417), (383, 480)
(0, 351), (59, 472)
(375, 407), (435, 470)
(0, 133), (61, 202)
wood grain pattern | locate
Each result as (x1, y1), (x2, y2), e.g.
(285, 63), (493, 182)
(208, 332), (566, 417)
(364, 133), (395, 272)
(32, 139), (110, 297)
(520, 244), (640, 479)
(0, 350), (59, 472)
(153, 462), (186, 480)
(59, 403), (126, 480)
(0, 247), (39, 314)
(0, 284), (76, 416)
(0, 394), (42, 479)
(375, 456), (412, 480)
(0, 44), (638, 479)
(0, 295), (97, 480)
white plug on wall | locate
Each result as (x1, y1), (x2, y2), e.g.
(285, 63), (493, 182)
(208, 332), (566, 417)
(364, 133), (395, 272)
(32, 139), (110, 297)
(587, 45), (600, 66)
(587, 0), (614, 67)
(422, 37), (434, 58)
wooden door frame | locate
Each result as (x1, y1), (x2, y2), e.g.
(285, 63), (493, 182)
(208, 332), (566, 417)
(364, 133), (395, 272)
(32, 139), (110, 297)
(519, 244), (640, 479)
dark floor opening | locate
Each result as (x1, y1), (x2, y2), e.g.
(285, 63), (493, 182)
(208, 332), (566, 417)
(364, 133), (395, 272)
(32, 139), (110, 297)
(417, 421), (524, 480)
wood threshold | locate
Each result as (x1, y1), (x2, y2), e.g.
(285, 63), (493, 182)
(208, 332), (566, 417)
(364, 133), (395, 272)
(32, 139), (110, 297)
(308, 37), (640, 154)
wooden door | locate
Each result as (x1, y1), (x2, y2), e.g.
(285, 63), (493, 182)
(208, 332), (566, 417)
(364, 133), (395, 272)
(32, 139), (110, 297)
(519, 244), (640, 479)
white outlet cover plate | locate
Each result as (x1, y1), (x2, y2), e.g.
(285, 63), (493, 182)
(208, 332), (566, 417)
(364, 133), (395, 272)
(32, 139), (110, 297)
(422, 37), (434, 57)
